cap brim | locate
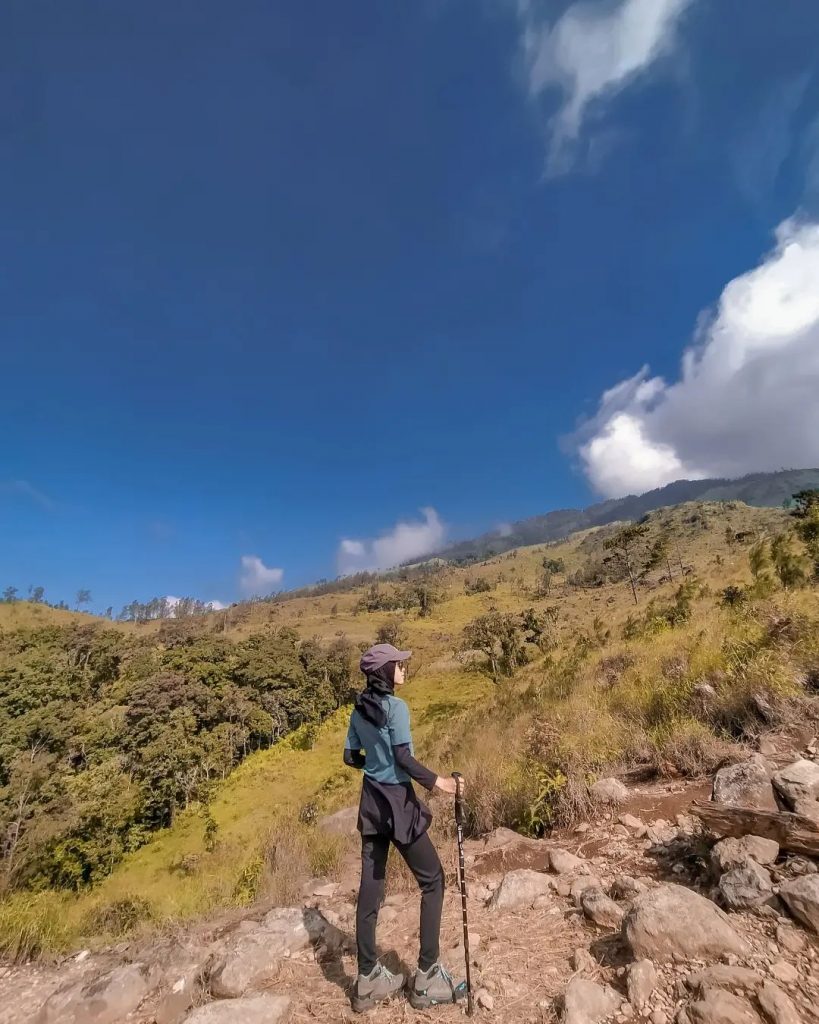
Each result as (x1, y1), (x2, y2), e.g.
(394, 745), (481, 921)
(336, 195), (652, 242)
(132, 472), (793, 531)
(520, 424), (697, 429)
(396, 650), (412, 660)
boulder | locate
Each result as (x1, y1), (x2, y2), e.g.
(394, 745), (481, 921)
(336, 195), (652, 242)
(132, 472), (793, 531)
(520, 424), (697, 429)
(623, 884), (748, 962)
(711, 837), (779, 875)
(774, 925), (806, 954)
(550, 848), (587, 874)
(261, 907), (341, 952)
(757, 981), (801, 1024)
(580, 889), (625, 930)
(183, 994), (291, 1023)
(679, 988), (762, 1024)
(209, 935), (280, 999)
(34, 963), (159, 1024)
(772, 760), (819, 809)
(792, 798), (819, 825)
(778, 875), (819, 933)
(490, 869), (555, 910)
(155, 955), (209, 1024)
(590, 778), (629, 806)
(317, 805), (358, 835)
(718, 861), (774, 911)
(768, 961), (798, 986)
(562, 976), (621, 1024)
(713, 759), (778, 812)
(627, 960), (657, 1010)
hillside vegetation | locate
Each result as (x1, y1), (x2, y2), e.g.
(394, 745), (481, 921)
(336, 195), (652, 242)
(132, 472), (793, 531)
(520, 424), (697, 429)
(1, 494), (818, 958)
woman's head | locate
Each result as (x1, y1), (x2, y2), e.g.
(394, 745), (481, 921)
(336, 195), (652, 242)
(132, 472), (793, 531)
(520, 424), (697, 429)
(359, 642), (411, 690)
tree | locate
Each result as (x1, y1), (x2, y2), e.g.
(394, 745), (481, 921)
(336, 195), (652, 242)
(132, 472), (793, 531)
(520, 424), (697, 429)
(789, 490), (819, 579)
(644, 531), (674, 581)
(75, 589), (92, 610)
(462, 611), (525, 682)
(604, 524), (649, 604)
(771, 533), (809, 589)
(29, 586), (45, 604)
(2, 586), (18, 603)
(749, 536), (775, 595)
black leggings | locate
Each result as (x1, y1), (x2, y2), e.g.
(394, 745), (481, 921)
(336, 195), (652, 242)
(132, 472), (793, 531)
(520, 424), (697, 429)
(356, 831), (444, 975)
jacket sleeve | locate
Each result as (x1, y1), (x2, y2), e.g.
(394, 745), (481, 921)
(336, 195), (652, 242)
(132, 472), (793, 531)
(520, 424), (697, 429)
(343, 748), (366, 770)
(393, 743), (437, 791)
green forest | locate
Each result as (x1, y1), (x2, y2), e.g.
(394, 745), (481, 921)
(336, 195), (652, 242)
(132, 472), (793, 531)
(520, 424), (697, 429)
(0, 621), (358, 892)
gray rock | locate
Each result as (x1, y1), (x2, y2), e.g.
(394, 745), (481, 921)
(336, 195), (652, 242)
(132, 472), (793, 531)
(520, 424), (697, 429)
(550, 848), (587, 874)
(590, 778), (629, 806)
(627, 960), (656, 1010)
(768, 960), (798, 986)
(713, 759), (778, 812)
(482, 827), (540, 850)
(209, 935), (280, 999)
(490, 869), (555, 910)
(571, 875), (603, 901)
(572, 947), (598, 974)
(619, 814), (648, 836)
(611, 875), (648, 900)
(774, 925), (806, 954)
(34, 963), (159, 1024)
(772, 760), (819, 809)
(317, 805), (358, 835)
(183, 994), (291, 1023)
(779, 875), (819, 933)
(155, 956), (208, 1024)
(757, 981), (801, 1024)
(719, 861), (774, 911)
(581, 888), (626, 930)
(684, 966), (763, 995)
(711, 837), (779, 876)
(623, 884), (748, 962)
(792, 798), (819, 824)
(562, 976), (621, 1024)
(681, 988), (762, 1024)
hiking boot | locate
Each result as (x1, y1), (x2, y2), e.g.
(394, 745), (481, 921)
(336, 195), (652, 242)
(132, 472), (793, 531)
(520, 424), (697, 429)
(351, 963), (405, 1013)
(409, 962), (467, 1009)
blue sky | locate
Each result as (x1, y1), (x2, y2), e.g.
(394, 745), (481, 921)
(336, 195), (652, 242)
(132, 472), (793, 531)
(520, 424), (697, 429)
(3, 0), (819, 612)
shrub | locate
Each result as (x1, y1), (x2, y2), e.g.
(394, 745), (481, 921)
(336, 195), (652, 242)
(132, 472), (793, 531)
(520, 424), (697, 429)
(80, 895), (154, 939)
(0, 892), (71, 960)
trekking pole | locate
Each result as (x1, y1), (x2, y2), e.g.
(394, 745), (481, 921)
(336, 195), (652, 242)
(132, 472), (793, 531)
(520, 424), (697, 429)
(452, 772), (474, 1016)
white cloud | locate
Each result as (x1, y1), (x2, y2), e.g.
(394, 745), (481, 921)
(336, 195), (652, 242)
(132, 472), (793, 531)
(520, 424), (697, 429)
(337, 507), (446, 574)
(239, 555), (284, 595)
(576, 216), (819, 497)
(518, 0), (694, 172)
(496, 521), (514, 538)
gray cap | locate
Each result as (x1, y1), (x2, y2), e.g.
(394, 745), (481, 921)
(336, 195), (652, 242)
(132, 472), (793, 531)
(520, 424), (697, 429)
(359, 642), (412, 675)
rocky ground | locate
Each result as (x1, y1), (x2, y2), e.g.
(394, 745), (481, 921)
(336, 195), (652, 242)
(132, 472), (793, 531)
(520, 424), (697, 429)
(3, 728), (819, 1024)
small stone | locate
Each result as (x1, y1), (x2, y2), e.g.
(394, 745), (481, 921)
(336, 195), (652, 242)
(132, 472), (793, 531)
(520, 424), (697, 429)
(627, 960), (657, 1010)
(612, 875), (648, 900)
(571, 875), (603, 901)
(575, 822), (591, 834)
(581, 888), (626, 930)
(651, 1012), (667, 1024)
(620, 814), (648, 836)
(562, 976), (622, 1024)
(774, 926), (806, 954)
(713, 758), (778, 813)
(551, 848), (587, 874)
(490, 869), (555, 910)
(779, 875), (819, 934)
(719, 862), (774, 911)
(572, 947), (598, 974)
(476, 988), (494, 1011)
(768, 960), (798, 985)
(182, 995), (291, 1024)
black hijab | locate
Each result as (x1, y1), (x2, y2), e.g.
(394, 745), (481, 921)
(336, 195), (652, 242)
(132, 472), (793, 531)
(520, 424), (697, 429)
(355, 660), (397, 728)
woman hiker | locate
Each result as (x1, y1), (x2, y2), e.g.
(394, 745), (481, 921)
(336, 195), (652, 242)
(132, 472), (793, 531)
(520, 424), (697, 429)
(343, 642), (467, 1013)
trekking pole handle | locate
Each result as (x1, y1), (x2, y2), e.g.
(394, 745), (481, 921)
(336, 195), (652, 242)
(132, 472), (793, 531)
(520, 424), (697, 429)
(452, 771), (464, 826)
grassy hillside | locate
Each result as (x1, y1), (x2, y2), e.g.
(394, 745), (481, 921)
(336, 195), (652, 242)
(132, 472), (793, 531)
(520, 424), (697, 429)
(434, 468), (819, 562)
(2, 496), (818, 958)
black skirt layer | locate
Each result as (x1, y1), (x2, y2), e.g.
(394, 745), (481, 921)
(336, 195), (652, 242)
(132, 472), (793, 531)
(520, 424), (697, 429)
(357, 775), (432, 844)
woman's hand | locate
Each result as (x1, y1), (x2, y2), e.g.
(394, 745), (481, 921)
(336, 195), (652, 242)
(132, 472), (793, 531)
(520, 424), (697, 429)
(434, 775), (464, 796)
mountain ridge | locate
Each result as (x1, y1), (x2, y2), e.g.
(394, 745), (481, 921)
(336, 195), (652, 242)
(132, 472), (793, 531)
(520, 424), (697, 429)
(432, 467), (819, 564)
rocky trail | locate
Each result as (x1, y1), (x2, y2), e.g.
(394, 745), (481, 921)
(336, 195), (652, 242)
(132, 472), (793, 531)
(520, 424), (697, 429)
(4, 726), (819, 1024)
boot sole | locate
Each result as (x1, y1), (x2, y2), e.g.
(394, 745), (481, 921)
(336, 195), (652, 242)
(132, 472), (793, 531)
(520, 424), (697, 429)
(409, 991), (463, 1010)
(351, 991), (402, 1014)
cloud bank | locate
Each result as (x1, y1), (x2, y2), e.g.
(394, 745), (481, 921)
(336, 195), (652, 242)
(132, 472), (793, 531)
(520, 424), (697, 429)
(239, 555), (284, 595)
(518, 0), (694, 172)
(338, 507), (446, 574)
(577, 216), (819, 497)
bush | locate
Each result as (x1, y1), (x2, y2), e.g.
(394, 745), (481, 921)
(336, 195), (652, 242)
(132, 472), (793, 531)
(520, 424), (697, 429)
(80, 895), (154, 939)
(0, 892), (71, 960)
